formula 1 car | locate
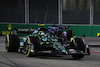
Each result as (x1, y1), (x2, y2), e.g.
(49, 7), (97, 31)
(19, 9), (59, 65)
(5, 26), (90, 59)
(47, 25), (90, 58)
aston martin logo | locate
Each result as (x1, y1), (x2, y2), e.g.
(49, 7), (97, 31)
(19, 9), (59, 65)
(7, 24), (12, 30)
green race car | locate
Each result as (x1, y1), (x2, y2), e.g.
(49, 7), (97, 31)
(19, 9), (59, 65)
(5, 27), (90, 59)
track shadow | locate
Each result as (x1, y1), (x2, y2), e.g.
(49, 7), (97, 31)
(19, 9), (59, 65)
(32, 54), (83, 60)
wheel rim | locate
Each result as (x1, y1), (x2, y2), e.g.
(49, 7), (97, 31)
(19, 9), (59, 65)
(25, 45), (30, 56)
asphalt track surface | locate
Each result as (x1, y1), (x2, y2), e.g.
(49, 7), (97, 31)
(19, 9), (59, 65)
(0, 36), (100, 67)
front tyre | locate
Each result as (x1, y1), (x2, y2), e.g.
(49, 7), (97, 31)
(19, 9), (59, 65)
(25, 45), (37, 57)
(25, 37), (37, 57)
(26, 45), (31, 57)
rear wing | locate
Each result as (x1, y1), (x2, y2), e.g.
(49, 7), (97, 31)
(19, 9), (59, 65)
(48, 25), (70, 32)
(54, 25), (70, 29)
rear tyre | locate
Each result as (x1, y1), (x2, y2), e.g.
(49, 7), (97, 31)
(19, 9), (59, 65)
(5, 34), (20, 52)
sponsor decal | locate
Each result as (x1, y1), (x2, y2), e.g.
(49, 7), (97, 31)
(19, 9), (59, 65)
(2, 31), (14, 35)
(97, 33), (100, 37)
(2, 24), (14, 35)
(7, 24), (12, 30)
(17, 28), (35, 32)
(38, 23), (45, 27)
(15, 28), (35, 33)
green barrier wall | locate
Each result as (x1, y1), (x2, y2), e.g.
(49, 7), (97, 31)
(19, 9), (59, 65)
(0, 24), (100, 37)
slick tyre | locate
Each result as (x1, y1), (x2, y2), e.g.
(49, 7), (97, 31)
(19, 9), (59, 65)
(75, 38), (85, 52)
(5, 34), (20, 52)
(29, 36), (40, 51)
(25, 37), (37, 57)
(25, 45), (32, 57)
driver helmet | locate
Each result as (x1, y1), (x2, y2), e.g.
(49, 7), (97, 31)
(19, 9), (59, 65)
(40, 32), (45, 35)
